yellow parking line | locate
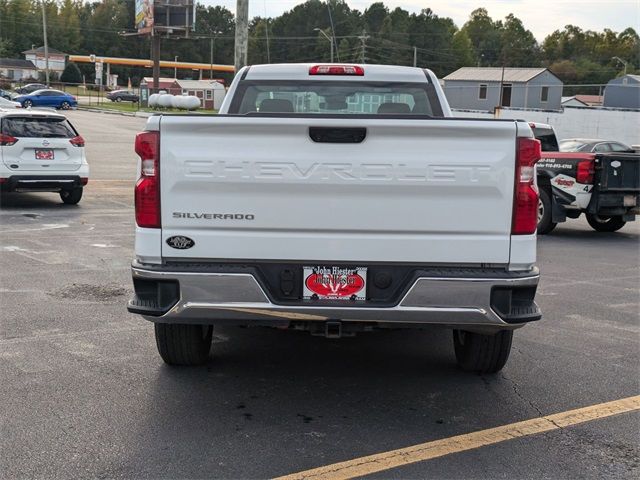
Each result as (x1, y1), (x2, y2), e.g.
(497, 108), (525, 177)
(275, 395), (640, 480)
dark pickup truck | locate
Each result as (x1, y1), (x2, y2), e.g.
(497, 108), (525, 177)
(530, 122), (640, 233)
(536, 149), (640, 233)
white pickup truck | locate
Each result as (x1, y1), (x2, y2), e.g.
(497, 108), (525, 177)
(127, 63), (542, 373)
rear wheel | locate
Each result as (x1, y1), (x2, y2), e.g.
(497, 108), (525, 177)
(537, 188), (556, 235)
(155, 324), (213, 366)
(453, 329), (513, 374)
(60, 101), (71, 110)
(586, 213), (626, 232)
(60, 187), (83, 205)
(115, 97), (122, 102)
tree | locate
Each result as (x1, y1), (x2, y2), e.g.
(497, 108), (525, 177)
(451, 30), (475, 68)
(461, 8), (502, 66)
(60, 61), (82, 83)
(57, 0), (82, 53)
(500, 14), (539, 66)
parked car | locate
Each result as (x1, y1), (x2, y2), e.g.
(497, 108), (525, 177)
(106, 89), (139, 102)
(560, 138), (634, 153)
(14, 83), (48, 94)
(128, 63), (543, 372)
(1, 88), (14, 100)
(15, 89), (77, 110)
(0, 96), (22, 109)
(0, 109), (89, 204)
(532, 124), (640, 233)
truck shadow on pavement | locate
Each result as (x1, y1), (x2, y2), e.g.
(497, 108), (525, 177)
(114, 327), (527, 478)
(539, 227), (639, 243)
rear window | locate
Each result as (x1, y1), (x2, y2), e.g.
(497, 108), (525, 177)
(1, 116), (77, 138)
(533, 129), (559, 151)
(229, 81), (443, 117)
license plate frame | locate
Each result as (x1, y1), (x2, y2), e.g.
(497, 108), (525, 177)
(302, 266), (367, 301)
(35, 149), (54, 160)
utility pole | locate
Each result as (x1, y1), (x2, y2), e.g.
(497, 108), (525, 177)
(359, 30), (369, 64)
(40, 1), (50, 86)
(210, 37), (214, 79)
(174, 56), (178, 78)
(413, 46), (417, 67)
(235, 0), (249, 72)
(265, 18), (271, 63)
(497, 63), (506, 116)
(151, 33), (161, 94)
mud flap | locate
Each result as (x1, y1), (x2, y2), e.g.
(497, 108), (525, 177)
(551, 196), (567, 223)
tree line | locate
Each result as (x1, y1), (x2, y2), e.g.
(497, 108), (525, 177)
(0, 0), (637, 88)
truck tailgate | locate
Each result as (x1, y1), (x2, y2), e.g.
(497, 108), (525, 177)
(595, 153), (640, 192)
(159, 116), (517, 264)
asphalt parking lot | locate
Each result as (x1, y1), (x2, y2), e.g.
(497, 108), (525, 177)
(1, 110), (639, 479)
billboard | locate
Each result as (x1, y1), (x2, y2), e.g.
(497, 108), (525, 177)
(135, 0), (154, 33)
(154, 1), (196, 31)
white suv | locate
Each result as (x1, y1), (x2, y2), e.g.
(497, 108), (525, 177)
(0, 109), (89, 204)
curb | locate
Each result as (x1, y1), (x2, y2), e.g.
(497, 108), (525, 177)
(78, 106), (153, 118)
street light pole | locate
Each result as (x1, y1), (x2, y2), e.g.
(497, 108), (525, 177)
(314, 28), (333, 62)
(40, 1), (50, 86)
(612, 56), (628, 75)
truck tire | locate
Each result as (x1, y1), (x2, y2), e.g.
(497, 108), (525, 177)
(586, 214), (626, 232)
(453, 329), (513, 374)
(537, 188), (556, 235)
(60, 187), (83, 205)
(154, 323), (213, 366)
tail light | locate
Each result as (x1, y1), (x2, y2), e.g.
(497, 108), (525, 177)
(576, 159), (595, 184)
(69, 135), (85, 147)
(309, 65), (364, 76)
(512, 137), (541, 235)
(0, 134), (18, 146)
(134, 131), (160, 228)
(80, 177), (89, 186)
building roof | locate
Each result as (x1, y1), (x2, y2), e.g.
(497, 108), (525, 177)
(176, 79), (223, 89)
(141, 77), (179, 88)
(607, 74), (640, 85)
(444, 67), (551, 83)
(0, 58), (37, 69)
(22, 46), (67, 56)
(575, 94), (603, 105)
(562, 96), (588, 106)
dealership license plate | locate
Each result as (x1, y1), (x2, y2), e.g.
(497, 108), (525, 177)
(35, 149), (54, 160)
(303, 266), (367, 301)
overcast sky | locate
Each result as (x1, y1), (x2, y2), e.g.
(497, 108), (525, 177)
(208, 0), (639, 40)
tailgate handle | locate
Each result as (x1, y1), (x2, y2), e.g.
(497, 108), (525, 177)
(309, 127), (366, 144)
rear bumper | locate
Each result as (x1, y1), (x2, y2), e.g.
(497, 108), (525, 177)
(0, 175), (88, 192)
(588, 192), (640, 219)
(128, 261), (541, 332)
